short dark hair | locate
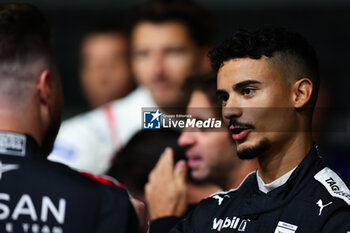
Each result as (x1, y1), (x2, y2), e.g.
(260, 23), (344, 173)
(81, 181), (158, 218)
(79, 22), (129, 67)
(0, 3), (57, 101)
(209, 28), (320, 108)
(80, 21), (127, 41)
(0, 3), (53, 67)
(107, 129), (184, 198)
(127, 0), (216, 46)
(185, 72), (219, 106)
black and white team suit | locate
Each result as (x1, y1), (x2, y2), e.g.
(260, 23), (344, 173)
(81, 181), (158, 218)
(0, 132), (139, 233)
(150, 145), (350, 233)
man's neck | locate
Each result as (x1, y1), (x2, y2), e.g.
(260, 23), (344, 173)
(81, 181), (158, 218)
(187, 181), (221, 204)
(224, 159), (258, 190)
(257, 133), (313, 184)
(0, 111), (41, 147)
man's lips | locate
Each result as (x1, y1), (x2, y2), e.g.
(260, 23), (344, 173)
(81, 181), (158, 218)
(228, 119), (255, 141)
(152, 80), (172, 92)
(186, 153), (202, 168)
(229, 127), (251, 141)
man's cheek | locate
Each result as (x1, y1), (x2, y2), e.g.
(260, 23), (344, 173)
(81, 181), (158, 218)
(221, 114), (230, 127)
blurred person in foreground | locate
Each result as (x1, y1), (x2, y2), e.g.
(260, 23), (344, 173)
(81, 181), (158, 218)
(0, 3), (141, 233)
(79, 24), (135, 109)
(147, 28), (350, 233)
(145, 73), (257, 225)
(49, 0), (216, 174)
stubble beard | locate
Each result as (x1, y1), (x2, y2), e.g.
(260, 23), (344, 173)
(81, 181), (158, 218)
(237, 138), (271, 159)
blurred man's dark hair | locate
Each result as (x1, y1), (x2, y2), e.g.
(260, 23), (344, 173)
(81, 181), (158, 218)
(209, 28), (320, 109)
(184, 72), (222, 117)
(127, 0), (217, 46)
(184, 72), (218, 107)
(108, 129), (184, 201)
(82, 21), (126, 37)
(0, 3), (58, 90)
(79, 21), (127, 55)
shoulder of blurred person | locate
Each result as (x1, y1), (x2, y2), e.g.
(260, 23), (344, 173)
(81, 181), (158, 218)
(1, 136), (139, 232)
(0, 3), (141, 232)
(49, 86), (156, 174)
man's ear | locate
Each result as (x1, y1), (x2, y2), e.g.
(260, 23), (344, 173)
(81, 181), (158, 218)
(36, 70), (51, 109)
(292, 78), (313, 109)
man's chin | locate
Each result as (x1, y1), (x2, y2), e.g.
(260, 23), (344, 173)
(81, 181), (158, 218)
(190, 171), (209, 184)
(237, 138), (271, 159)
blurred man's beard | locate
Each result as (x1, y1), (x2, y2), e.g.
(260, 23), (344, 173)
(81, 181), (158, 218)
(237, 138), (271, 159)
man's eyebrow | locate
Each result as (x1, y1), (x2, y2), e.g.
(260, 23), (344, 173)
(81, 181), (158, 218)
(216, 89), (228, 97)
(233, 80), (261, 91)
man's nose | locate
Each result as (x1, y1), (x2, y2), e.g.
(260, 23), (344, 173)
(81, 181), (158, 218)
(222, 95), (243, 121)
(178, 131), (196, 148)
(150, 52), (165, 77)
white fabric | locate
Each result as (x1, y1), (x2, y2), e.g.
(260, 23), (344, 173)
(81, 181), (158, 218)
(48, 87), (156, 174)
(257, 167), (297, 194)
(314, 167), (350, 205)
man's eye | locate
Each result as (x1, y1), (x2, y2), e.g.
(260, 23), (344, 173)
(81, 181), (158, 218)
(217, 93), (229, 105)
(165, 47), (186, 56)
(242, 88), (255, 96)
(133, 50), (148, 59)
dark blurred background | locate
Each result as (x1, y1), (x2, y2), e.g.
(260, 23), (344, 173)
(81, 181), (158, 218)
(4, 0), (347, 115)
(2, 0), (350, 181)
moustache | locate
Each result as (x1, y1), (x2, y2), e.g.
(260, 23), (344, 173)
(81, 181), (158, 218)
(228, 119), (255, 129)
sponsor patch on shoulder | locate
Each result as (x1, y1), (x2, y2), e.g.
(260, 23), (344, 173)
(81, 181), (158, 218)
(0, 132), (26, 157)
(314, 167), (350, 205)
(274, 221), (298, 233)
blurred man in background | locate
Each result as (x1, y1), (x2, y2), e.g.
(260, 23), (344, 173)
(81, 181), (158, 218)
(129, 0), (214, 109)
(0, 3), (140, 233)
(49, 0), (217, 174)
(79, 25), (135, 109)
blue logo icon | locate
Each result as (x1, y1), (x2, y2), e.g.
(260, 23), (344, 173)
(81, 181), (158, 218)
(143, 109), (162, 129)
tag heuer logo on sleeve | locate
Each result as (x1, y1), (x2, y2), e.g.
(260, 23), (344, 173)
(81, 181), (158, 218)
(274, 221), (298, 233)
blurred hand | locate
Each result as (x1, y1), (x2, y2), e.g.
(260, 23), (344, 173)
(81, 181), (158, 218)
(145, 147), (188, 220)
(130, 197), (147, 232)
